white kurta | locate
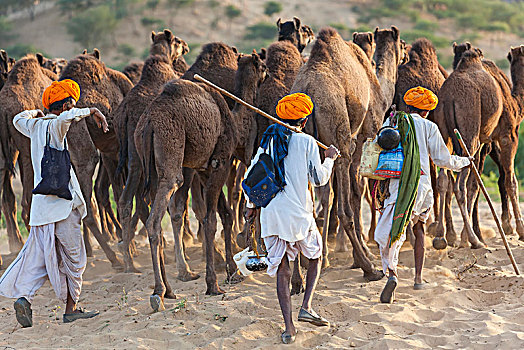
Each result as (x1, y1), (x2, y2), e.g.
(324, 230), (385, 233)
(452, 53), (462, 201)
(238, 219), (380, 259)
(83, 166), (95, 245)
(245, 133), (334, 242)
(12, 108), (89, 226)
(374, 113), (470, 274)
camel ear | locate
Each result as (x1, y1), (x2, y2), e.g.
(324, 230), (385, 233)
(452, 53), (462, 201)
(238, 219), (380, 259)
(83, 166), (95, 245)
(36, 53), (44, 66)
(391, 26), (399, 40)
(259, 48), (266, 60)
(367, 32), (373, 43)
(465, 42), (471, 50)
(374, 27), (379, 38)
(520, 45), (524, 56)
(93, 48), (100, 60)
(182, 43), (189, 55)
(164, 29), (174, 42)
(0, 50), (7, 63)
(276, 18), (281, 30)
(452, 42), (457, 49)
(507, 51), (512, 63)
(231, 46), (238, 54)
(475, 48), (484, 57)
(293, 17), (301, 31)
(151, 31), (156, 42)
(352, 32), (357, 41)
(82, 49), (88, 55)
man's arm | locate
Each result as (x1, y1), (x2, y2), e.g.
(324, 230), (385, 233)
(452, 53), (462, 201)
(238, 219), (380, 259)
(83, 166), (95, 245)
(307, 137), (336, 187)
(428, 123), (470, 171)
(51, 107), (92, 142)
(12, 110), (44, 137)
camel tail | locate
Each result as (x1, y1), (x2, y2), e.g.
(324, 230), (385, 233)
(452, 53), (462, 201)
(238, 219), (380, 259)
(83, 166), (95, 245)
(141, 121), (155, 198)
(444, 100), (463, 156)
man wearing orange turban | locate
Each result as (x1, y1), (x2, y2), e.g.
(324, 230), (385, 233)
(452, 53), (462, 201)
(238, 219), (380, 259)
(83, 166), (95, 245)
(0, 80), (109, 327)
(244, 93), (339, 343)
(374, 86), (472, 304)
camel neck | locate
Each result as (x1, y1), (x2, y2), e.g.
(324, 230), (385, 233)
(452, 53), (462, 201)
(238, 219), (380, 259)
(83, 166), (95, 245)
(375, 47), (398, 104)
(511, 70), (524, 114)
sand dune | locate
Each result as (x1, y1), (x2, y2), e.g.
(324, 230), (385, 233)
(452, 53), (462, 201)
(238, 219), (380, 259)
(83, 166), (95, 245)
(1, 201), (523, 349)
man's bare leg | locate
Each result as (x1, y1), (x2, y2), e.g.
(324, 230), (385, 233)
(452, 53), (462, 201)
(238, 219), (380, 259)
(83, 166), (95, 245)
(65, 288), (78, 314)
(301, 257), (320, 312)
(413, 221), (425, 285)
(277, 255), (296, 337)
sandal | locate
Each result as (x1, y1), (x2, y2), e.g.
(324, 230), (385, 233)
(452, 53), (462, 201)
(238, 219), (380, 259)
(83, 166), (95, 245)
(298, 308), (330, 326)
(14, 297), (32, 328)
(380, 276), (398, 303)
(63, 307), (99, 323)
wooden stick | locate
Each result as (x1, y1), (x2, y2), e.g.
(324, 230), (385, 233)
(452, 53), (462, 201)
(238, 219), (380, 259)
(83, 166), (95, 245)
(454, 129), (520, 275)
(194, 74), (329, 150)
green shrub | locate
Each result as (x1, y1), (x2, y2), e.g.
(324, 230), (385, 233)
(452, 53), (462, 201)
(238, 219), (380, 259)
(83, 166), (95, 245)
(118, 43), (136, 57)
(264, 1), (283, 17)
(244, 22), (276, 41)
(67, 5), (119, 49)
(225, 5), (242, 20)
(141, 16), (165, 29)
(414, 19), (439, 32)
(480, 22), (510, 33)
(402, 30), (449, 48)
(0, 16), (14, 45)
(495, 58), (510, 70)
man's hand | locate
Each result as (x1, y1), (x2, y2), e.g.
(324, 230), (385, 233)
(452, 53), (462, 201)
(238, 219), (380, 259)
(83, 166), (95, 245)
(35, 110), (45, 118)
(89, 107), (109, 133)
(324, 145), (340, 160)
(468, 156), (475, 167)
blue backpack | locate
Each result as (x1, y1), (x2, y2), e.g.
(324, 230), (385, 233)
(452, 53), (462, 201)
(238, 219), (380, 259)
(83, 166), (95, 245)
(242, 152), (284, 208)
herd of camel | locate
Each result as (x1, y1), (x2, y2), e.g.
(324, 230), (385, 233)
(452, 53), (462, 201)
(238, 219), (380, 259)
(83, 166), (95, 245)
(0, 16), (523, 310)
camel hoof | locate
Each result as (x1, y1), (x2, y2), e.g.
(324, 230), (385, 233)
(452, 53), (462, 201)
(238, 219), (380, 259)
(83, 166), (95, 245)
(177, 271), (200, 282)
(349, 262), (360, 270)
(321, 258), (330, 270)
(205, 286), (225, 296)
(520, 236), (524, 242)
(291, 284), (305, 296)
(164, 291), (177, 299)
(150, 294), (165, 312)
(363, 269), (385, 282)
(458, 240), (470, 249)
(124, 266), (142, 274)
(432, 237), (448, 250)
(470, 242), (486, 249)
(111, 259), (124, 270)
(335, 243), (349, 253)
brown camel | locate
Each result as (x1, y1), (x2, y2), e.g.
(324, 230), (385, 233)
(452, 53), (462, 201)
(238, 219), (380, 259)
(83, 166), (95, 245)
(291, 26), (402, 281)
(433, 48), (503, 248)
(277, 17), (315, 54)
(352, 32), (376, 65)
(391, 38), (457, 249)
(114, 29), (189, 273)
(36, 53), (68, 76)
(0, 49), (22, 263)
(122, 61), (144, 85)
(0, 55), (56, 255)
(59, 48), (134, 267)
(135, 52), (266, 309)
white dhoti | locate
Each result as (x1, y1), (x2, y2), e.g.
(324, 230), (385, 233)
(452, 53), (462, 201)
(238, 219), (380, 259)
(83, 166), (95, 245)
(0, 209), (86, 304)
(374, 204), (430, 276)
(263, 227), (322, 277)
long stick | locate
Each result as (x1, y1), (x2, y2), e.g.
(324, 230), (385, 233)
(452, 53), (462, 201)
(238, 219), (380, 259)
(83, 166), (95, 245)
(194, 74), (329, 150)
(454, 129), (520, 275)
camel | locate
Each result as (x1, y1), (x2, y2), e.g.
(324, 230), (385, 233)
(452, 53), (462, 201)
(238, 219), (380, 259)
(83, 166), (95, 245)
(172, 55), (189, 77)
(59, 48), (135, 267)
(352, 32), (376, 65)
(0, 55), (57, 256)
(0, 50), (15, 89)
(122, 61), (144, 85)
(135, 52), (266, 310)
(433, 48), (503, 248)
(114, 29), (189, 273)
(434, 44), (524, 248)
(277, 17), (315, 54)
(36, 53), (68, 76)
(290, 26), (402, 281)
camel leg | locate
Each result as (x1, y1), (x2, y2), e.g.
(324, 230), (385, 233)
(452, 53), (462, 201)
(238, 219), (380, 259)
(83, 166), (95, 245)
(471, 144), (490, 244)
(18, 154), (32, 231)
(497, 138), (524, 240)
(489, 143), (513, 236)
(182, 196), (194, 247)
(147, 176), (180, 309)
(168, 168), (199, 281)
(118, 155), (143, 273)
(319, 178), (334, 269)
(465, 153), (485, 245)
(335, 157), (383, 281)
(94, 163), (113, 242)
(159, 236), (176, 299)
(290, 255), (304, 295)
(1, 170), (24, 253)
(365, 179), (377, 244)
(444, 172), (457, 246)
(217, 191), (240, 283)
(432, 169), (449, 249)
(231, 164), (246, 236)
(454, 166), (483, 249)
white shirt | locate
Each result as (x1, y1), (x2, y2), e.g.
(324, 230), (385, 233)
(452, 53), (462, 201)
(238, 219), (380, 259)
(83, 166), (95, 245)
(382, 113), (470, 214)
(13, 108), (90, 226)
(245, 133), (334, 242)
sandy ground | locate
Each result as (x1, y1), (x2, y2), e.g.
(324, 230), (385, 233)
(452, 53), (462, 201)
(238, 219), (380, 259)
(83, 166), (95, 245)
(0, 200), (523, 349)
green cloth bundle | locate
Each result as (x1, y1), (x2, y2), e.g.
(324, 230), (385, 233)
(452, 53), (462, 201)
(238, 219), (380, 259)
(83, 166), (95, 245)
(390, 112), (420, 245)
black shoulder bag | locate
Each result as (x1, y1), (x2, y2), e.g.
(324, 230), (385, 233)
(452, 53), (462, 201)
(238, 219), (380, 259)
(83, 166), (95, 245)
(32, 123), (73, 200)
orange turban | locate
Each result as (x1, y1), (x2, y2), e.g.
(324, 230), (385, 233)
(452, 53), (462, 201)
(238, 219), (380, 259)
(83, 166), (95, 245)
(42, 79), (81, 110)
(403, 86), (438, 111)
(276, 93), (314, 120)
